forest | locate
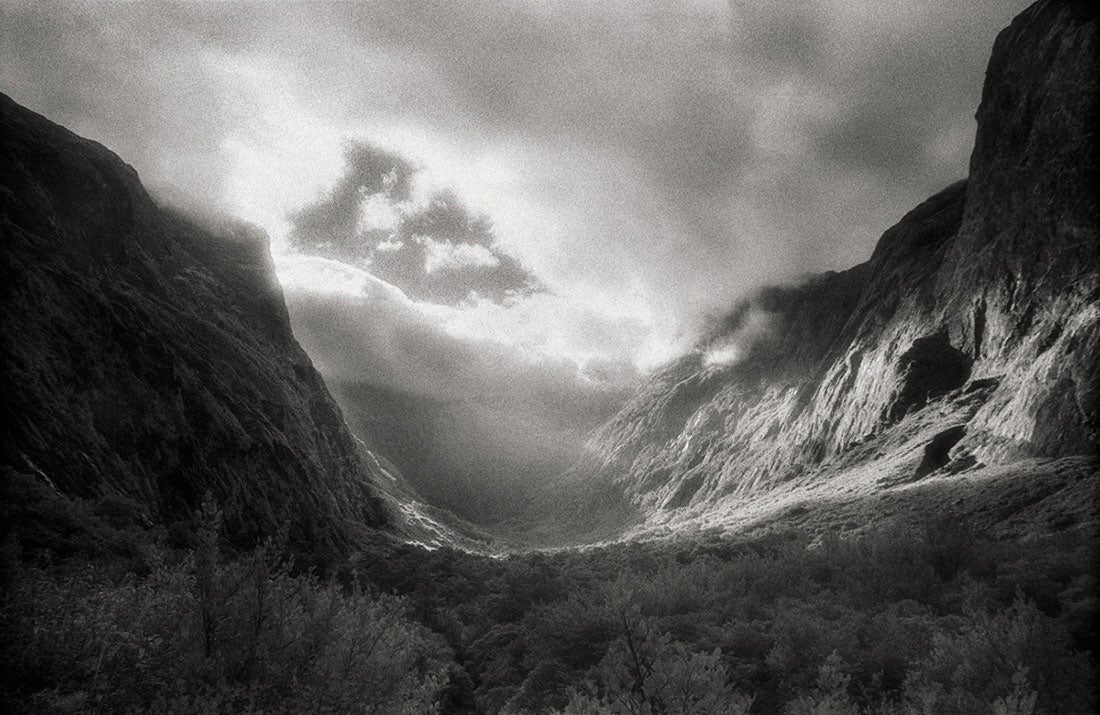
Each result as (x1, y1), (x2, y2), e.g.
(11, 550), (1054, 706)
(2, 466), (1095, 714)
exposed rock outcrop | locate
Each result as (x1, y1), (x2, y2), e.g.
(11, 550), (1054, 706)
(570, 0), (1098, 532)
(0, 94), (389, 559)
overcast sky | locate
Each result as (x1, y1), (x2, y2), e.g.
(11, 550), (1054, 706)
(1, 0), (1028, 424)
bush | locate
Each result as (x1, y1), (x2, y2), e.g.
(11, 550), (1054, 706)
(0, 467), (155, 578)
(899, 596), (1094, 713)
(554, 620), (753, 715)
(784, 651), (859, 715)
(0, 500), (453, 713)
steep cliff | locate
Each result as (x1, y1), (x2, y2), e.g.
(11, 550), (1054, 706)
(572, 0), (1098, 536)
(0, 94), (391, 559)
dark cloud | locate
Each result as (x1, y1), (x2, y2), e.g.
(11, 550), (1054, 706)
(800, 4), (1016, 195)
(289, 142), (538, 304)
(289, 143), (417, 252)
(815, 109), (928, 183)
(734, 6), (825, 73)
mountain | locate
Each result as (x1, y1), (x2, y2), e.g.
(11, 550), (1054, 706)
(0, 93), (396, 561)
(565, 0), (1098, 539)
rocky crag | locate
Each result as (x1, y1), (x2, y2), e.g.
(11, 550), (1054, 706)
(568, 0), (1098, 539)
(0, 94), (398, 559)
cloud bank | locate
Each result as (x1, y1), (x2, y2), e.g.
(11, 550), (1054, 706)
(287, 142), (538, 305)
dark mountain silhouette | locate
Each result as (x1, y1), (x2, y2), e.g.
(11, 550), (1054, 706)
(0, 94), (395, 561)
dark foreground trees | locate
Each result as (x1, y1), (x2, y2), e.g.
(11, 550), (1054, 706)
(1, 469), (1096, 713)
(0, 494), (449, 713)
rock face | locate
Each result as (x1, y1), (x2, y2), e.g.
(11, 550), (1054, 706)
(574, 0), (1098, 528)
(0, 94), (389, 558)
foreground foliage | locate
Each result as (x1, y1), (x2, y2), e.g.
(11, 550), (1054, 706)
(0, 484), (448, 713)
(1, 468), (1096, 713)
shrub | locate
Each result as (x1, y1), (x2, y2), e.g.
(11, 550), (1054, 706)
(899, 596), (1093, 713)
(555, 621), (753, 715)
(784, 651), (859, 715)
(0, 501), (453, 713)
(920, 513), (987, 583)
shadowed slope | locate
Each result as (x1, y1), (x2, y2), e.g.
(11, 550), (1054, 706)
(0, 94), (389, 560)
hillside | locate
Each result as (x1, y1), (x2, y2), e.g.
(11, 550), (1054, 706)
(0, 93), (393, 561)
(561, 0), (1098, 540)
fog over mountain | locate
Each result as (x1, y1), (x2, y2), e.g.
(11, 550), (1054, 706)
(1, 0), (1033, 523)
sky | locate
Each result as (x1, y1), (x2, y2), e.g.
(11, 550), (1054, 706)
(0, 1), (1030, 505)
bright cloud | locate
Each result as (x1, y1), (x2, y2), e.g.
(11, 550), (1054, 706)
(702, 308), (775, 368)
(357, 190), (403, 234)
(419, 237), (500, 274)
